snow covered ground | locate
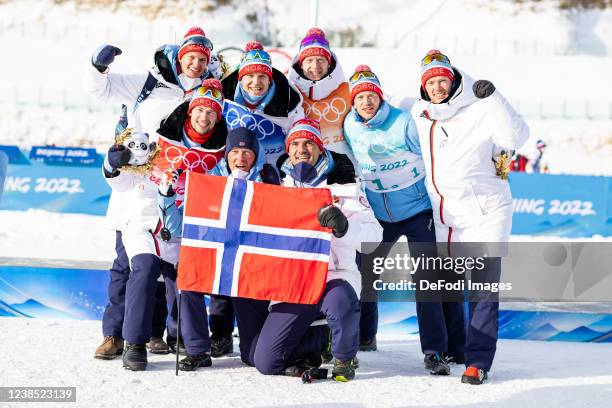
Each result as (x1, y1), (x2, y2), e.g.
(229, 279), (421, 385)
(0, 2), (611, 406)
(0, 317), (611, 408)
(1, 209), (610, 263)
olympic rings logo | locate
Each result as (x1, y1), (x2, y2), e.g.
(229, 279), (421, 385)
(163, 146), (220, 172)
(304, 97), (348, 123)
(352, 129), (391, 155)
(225, 107), (278, 141)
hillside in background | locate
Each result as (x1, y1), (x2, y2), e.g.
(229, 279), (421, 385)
(0, 0), (610, 175)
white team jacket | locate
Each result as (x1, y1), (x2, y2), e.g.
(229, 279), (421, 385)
(411, 70), (529, 243)
(287, 52), (345, 102)
(86, 61), (192, 231)
(281, 176), (383, 297)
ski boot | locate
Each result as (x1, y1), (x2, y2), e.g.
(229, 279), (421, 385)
(359, 336), (377, 352)
(210, 335), (233, 357)
(331, 357), (358, 382)
(178, 353), (212, 371)
(424, 352), (450, 375)
(461, 366), (488, 385)
(122, 343), (147, 371)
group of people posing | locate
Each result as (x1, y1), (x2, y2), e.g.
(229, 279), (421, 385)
(87, 26), (529, 384)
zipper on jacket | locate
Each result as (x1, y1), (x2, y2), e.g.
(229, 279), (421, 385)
(428, 119), (446, 225)
(382, 192), (395, 223)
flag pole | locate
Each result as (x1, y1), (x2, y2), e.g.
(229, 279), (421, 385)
(175, 289), (182, 376)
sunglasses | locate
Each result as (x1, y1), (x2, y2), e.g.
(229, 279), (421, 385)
(197, 86), (223, 100)
(242, 50), (271, 63)
(184, 36), (214, 52)
(421, 53), (450, 65)
(349, 71), (377, 83)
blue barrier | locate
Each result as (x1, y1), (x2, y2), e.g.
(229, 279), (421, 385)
(0, 145), (610, 237)
(0, 145), (29, 164)
(29, 145), (100, 166)
(0, 262), (110, 320)
(1, 261), (610, 342)
(0, 145), (111, 215)
(0, 151), (7, 202)
(509, 173), (611, 237)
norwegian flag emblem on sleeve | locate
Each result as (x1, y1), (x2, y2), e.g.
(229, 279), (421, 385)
(177, 173), (333, 304)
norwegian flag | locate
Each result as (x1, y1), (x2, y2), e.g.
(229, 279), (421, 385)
(177, 173), (333, 304)
(150, 136), (224, 174)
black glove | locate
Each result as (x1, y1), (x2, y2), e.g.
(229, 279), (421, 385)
(107, 144), (131, 169)
(260, 164), (281, 185)
(473, 80), (496, 99)
(318, 205), (349, 238)
(92, 44), (122, 73)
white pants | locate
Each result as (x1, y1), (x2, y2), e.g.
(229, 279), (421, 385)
(434, 202), (513, 257)
(121, 227), (180, 271)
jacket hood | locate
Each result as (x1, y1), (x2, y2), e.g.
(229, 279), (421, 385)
(288, 52), (345, 100)
(277, 150), (355, 186)
(221, 67), (302, 117)
(152, 44), (212, 89)
(156, 100), (227, 150)
(152, 44), (181, 86)
(419, 69), (479, 121)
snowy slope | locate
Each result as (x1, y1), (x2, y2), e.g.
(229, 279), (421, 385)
(0, 0), (611, 175)
(0, 317), (611, 408)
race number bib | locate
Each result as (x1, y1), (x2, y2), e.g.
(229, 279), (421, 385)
(361, 150), (426, 193)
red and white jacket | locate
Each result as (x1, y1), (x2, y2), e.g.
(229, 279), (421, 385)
(411, 70), (529, 243)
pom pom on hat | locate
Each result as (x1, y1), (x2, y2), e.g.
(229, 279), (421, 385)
(348, 65), (383, 104)
(354, 64), (371, 73)
(239, 41), (273, 80)
(201, 78), (222, 91)
(178, 26), (211, 63)
(298, 27), (332, 65)
(245, 41), (264, 52)
(188, 80), (224, 120)
(420, 49), (454, 90)
(184, 26), (206, 39)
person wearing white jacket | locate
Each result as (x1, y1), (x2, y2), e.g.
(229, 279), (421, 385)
(88, 27), (223, 365)
(411, 50), (529, 385)
(251, 119), (383, 382)
(287, 28), (355, 161)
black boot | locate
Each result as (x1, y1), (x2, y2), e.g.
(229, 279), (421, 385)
(283, 352), (323, 377)
(167, 336), (186, 356)
(178, 353), (212, 371)
(444, 352), (465, 365)
(210, 335), (233, 358)
(122, 343), (148, 371)
(359, 336), (377, 352)
(424, 352), (450, 375)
